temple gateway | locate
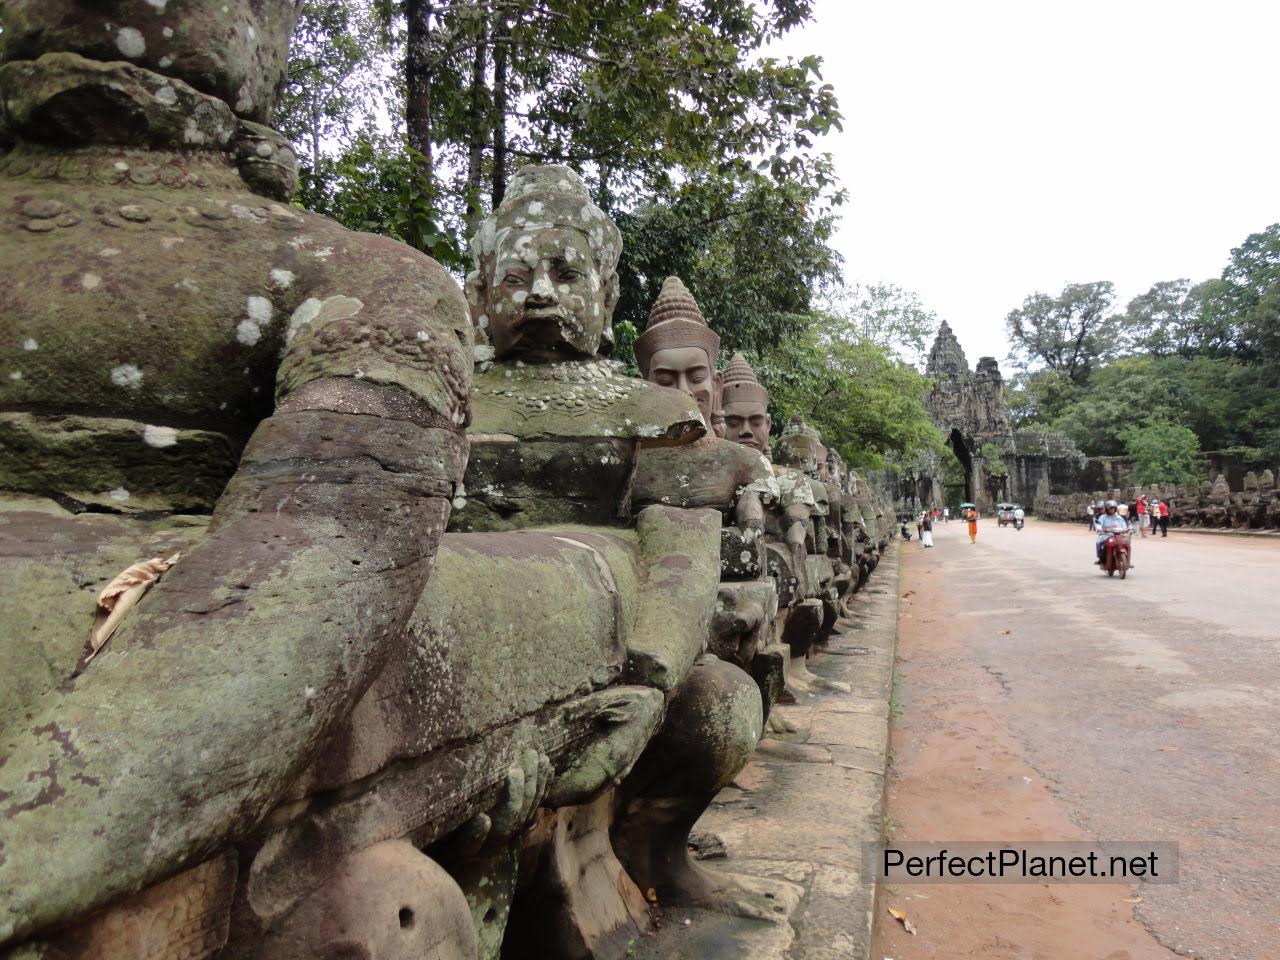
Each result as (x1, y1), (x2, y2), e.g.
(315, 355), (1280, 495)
(893, 322), (1086, 512)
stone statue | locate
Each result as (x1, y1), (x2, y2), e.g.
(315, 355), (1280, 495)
(451, 167), (792, 952)
(721, 352), (772, 456)
(0, 1), (476, 954)
(635, 276), (721, 428)
(631, 281), (769, 535)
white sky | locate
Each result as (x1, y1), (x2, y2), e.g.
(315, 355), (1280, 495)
(774, 0), (1280, 366)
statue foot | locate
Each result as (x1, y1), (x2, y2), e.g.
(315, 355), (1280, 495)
(661, 861), (802, 923)
(766, 712), (797, 735)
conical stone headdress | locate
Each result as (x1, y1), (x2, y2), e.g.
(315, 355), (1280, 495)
(721, 352), (768, 407)
(634, 277), (720, 377)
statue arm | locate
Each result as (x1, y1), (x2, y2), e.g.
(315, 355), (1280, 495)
(0, 236), (472, 946)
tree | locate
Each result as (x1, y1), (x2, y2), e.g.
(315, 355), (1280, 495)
(279, 0), (846, 284)
(816, 282), (936, 364)
(1005, 369), (1082, 429)
(612, 173), (841, 367)
(1121, 421), (1202, 486)
(1122, 278), (1227, 358)
(1206, 222), (1280, 364)
(757, 313), (942, 469)
(1005, 281), (1121, 385)
(277, 0), (394, 175)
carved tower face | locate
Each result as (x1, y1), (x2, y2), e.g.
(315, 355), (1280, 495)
(635, 277), (721, 427)
(720, 353), (771, 456)
(467, 165), (620, 361)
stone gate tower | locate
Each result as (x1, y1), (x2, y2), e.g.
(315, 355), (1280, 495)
(922, 323), (1084, 511)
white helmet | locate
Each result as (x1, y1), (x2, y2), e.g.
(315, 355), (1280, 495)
(1105, 499), (1118, 508)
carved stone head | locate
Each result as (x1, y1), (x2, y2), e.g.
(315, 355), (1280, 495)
(634, 277), (721, 427)
(720, 353), (771, 457)
(826, 447), (845, 487)
(773, 416), (823, 478)
(466, 165), (621, 361)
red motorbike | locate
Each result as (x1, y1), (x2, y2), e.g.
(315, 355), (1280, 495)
(1102, 531), (1131, 579)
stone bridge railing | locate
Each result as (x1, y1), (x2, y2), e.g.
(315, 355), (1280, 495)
(0, 5), (895, 957)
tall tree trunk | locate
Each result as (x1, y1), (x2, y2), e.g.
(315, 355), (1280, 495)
(405, 0), (434, 198)
(465, 6), (490, 231)
(490, 12), (509, 208)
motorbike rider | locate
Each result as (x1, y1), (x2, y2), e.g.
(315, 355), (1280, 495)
(1013, 505), (1025, 528)
(1094, 499), (1130, 565)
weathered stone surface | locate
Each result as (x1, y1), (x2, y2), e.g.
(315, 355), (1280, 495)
(0, 53), (239, 148)
(0, 412), (239, 512)
(914, 321), (1084, 511)
(1, 1), (298, 124)
(0, 2), (475, 946)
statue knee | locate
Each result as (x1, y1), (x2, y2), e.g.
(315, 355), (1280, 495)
(627, 656), (763, 799)
(259, 840), (478, 960)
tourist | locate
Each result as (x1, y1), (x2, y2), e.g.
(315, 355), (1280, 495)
(967, 507), (979, 544)
(916, 512), (924, 540)
(1158, 498), (1170, 537)
(921, 512), (935, 548)
(1093, 499), (1130, 565)
(1135, 494), (1147, 537)
(1149, 500), (1161, 534)
(943, 506), (950, 523)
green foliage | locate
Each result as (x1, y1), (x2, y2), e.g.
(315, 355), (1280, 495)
(940, 446), (965, 486)
(1122, 278), (1227, 358)
(612, 174), (840, 361)
(1207, 222), (1280, 364)
(280, 0), (845, 247)
(818, 282), (936, 364)
(1001, 221), (1280, 463)
(1120, 421), (1202, 486)
(756, 313), (943, 469)
(1005, 281), (1121, 385)
(295, 135), (466, 268)
(979, 442), (1009, 477)
(1005, 369), (1082, 429)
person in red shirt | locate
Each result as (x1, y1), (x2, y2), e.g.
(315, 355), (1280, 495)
(1135, 494), (1147, 538)
(1158, 498), (1170, 537)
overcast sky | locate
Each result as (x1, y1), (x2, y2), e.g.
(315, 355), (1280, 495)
(775, 0), (1280, 367)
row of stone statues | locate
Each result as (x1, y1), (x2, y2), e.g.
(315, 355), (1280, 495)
(1035, 470), (1280, 530)
(0, 4), (891, 958)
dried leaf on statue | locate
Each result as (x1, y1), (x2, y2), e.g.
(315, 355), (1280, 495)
(999, 629), (1011, 635)
(86, 553), (181, 664)
(1122, 895), (1143, 904)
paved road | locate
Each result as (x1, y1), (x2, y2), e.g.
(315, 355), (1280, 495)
(876, 519), (1280, 960)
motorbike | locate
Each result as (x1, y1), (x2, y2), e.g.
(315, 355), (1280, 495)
(1101, 531), (1131, 579)
(1014, 516), (1024, 530)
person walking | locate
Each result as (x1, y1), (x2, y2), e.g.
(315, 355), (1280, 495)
(921, 513), (934, 548)
(1158, 498), (1170, 537)
(1135, 494), (1147, 538)
(967, 507), (979, 544)
(1149, 500), (1161, 534)
(943, 506), (950, 523)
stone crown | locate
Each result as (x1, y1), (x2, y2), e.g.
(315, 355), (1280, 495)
(721, 352), (768, 407)
(634, 277), (720, 377)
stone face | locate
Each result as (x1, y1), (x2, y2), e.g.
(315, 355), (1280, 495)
(635, 276), (721, 427)
(465, 164), (621, 361)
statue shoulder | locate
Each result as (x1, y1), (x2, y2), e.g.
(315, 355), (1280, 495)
(469, 361), (703, 442)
